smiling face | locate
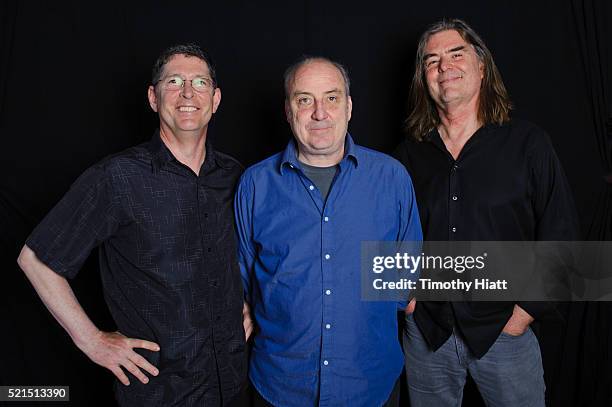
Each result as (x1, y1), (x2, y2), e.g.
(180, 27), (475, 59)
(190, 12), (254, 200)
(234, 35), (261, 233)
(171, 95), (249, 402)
(285, 60), (352, 166)
(423, 29), (484, 110)
(147, 54), (221, 140)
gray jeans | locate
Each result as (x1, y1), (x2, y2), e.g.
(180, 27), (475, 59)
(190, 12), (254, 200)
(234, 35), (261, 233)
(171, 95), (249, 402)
(403, 313), (546, 407)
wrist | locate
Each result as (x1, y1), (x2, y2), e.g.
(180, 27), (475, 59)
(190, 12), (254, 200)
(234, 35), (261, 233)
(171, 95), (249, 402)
(72, 326), (102, 351)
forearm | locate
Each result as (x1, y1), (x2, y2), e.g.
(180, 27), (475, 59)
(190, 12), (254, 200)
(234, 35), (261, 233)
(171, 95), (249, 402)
(17, 245), (100, 349)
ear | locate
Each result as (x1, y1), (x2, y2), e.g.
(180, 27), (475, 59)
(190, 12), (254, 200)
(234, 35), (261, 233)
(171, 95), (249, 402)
(147, 85), (158, 112)
(479, 60), (484, 79)
(212, 87), (222, 114)
(347, 95), (353, 122)
(285, 100), (292, 123)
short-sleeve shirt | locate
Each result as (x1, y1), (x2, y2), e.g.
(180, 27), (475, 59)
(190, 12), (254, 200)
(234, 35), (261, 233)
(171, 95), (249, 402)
(26, 131), (246, 406)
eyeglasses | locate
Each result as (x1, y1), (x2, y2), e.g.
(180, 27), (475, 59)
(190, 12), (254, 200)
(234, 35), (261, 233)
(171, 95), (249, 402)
(156, 75), (215, 92)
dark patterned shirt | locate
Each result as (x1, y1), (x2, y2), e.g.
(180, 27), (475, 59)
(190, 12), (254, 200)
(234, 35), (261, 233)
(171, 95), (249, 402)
(26, 131), (246, 406)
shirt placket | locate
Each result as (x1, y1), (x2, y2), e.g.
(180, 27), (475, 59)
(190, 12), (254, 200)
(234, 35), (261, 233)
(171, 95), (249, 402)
(293, 164), (335, 405)
(195, 174), (224, 398)
(319, 178), (337, 407)
(448, 160), (460, 240)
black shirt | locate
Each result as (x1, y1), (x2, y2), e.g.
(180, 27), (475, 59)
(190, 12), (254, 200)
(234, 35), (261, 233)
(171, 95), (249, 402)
(26, 132), (246, 406)
(393, 119), (580, 358)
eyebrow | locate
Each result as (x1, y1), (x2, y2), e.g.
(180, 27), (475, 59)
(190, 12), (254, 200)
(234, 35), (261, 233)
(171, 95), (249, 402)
(164, 73), (210, 79)
(292, 88), (344, 97)
(423, 45), (467, 61)
(449, 45), (466, 53)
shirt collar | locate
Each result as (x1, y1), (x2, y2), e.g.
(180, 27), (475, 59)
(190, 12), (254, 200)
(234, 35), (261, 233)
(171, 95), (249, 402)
(148, 130), (174, 171)
(424, 123), (499, 152)
(148, 129), (229, 173)
(279, 133), (359, 175)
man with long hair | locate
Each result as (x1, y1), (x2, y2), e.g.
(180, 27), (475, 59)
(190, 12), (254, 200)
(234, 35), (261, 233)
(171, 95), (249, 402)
(394, 19), (579, 406)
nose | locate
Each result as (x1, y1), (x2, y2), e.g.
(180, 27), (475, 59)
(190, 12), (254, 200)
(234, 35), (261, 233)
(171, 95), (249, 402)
(311, 100), (328, 120)
(180, 80), (194, 99)
(438, 56), (452, 72)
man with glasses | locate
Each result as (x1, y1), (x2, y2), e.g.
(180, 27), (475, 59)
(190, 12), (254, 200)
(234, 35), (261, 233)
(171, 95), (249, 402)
(17, 44), (247, 406)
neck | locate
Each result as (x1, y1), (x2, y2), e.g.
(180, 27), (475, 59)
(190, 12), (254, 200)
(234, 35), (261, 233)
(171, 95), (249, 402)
(436, 100), (482, 160)
(298, 147), (344, 168)
(159, 127), (207, 175)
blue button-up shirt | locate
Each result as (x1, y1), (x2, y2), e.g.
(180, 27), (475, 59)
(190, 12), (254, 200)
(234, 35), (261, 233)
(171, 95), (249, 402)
(234, 135), (422, 406)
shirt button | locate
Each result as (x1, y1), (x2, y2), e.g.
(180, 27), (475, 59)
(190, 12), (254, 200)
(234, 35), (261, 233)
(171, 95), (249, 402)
(289, 164), (294, 168)
(324, 216), (329, 222)
(452, 164), (459, 171)
(325, 289), (331, 295)
(325, 254), (331, 260)
(452, 227), (457, 232)
(452, 196), (458, 201)
(323, 360), (329, 366)
(309, 185), (315, 190)
(325, 323), (331, 329)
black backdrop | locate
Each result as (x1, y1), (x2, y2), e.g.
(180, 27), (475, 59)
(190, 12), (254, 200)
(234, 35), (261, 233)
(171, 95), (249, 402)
(1, 1), (611, 406)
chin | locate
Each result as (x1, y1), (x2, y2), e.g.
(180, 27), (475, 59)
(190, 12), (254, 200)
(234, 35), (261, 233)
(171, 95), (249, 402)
(178, 121), (204, 131)
(309, 131), (336, 143)
(307, 142), (331, 151)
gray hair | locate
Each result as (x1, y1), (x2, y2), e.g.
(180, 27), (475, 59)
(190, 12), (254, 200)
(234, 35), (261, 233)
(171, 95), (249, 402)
(405, 18), (512, 141)
(283, 56), (351, 99)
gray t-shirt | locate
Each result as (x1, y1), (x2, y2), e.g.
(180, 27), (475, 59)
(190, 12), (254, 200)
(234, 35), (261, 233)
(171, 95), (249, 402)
(299, 161), (338, 201)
